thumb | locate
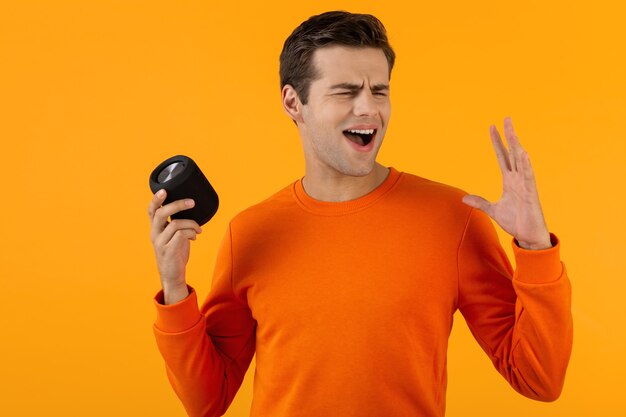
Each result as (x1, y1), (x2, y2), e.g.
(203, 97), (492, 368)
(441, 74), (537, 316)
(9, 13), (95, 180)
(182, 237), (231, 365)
(462, 194), (493, 215)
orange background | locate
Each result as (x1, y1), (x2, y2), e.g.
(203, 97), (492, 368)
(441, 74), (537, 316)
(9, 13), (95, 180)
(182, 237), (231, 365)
(1, 1), (624, 416)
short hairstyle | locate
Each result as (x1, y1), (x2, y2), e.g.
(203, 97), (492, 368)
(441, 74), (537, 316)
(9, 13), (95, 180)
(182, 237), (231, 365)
(279, 11), (396, 105)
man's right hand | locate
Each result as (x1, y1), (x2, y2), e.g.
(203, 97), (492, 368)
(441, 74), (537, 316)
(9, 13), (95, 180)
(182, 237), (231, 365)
(148, 189), (203, 304)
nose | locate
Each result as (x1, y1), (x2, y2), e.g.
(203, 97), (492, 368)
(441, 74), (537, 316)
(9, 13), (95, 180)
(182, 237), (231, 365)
(353, 90), (378, 117)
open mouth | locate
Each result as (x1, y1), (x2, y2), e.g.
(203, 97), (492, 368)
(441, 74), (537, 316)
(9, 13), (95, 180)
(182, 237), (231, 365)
(343, 128), (376, 147)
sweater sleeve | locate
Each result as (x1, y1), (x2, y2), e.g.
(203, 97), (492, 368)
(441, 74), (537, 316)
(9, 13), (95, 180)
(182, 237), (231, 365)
(153, 224), (257, 417)
(457, 208), (573, 401)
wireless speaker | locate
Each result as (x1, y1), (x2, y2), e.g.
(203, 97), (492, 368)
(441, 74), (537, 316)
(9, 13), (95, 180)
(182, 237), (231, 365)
(149, 155), (219, 226)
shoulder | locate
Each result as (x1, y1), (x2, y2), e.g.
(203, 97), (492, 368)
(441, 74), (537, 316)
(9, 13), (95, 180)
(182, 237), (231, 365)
(386, 169), (474, 229)
(394, 170), (469, 206)
(229, 180), (299, 230)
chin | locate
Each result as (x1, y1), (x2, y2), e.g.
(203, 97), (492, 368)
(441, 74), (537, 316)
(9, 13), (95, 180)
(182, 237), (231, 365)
(341, 162), (377, 177)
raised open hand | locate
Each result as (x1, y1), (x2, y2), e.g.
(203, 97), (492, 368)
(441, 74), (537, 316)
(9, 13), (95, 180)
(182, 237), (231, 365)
(462, 117), (552, 250)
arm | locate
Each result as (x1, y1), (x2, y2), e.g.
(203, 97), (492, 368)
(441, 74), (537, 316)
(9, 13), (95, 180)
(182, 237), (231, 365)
(153, 225), (256, 417)
(459, 118), (573, 400)
(458, 208), (573, 401)
(148, 187), (256, 417)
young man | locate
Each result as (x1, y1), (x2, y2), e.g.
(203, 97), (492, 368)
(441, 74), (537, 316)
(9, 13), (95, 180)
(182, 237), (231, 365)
(148, 11), (572, 417)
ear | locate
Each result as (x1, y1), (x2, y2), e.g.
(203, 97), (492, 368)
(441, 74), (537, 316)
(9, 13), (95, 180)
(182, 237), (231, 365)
(281, 84), (303, 123)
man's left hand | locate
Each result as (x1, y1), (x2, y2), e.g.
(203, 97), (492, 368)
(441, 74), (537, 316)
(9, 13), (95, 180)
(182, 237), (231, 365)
(462, 117), (552, 250)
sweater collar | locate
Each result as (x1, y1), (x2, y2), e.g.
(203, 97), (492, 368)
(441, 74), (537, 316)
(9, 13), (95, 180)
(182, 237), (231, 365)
(292, 167), (402, 215)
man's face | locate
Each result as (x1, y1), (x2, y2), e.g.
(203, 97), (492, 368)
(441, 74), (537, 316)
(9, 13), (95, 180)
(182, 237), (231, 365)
(297, 46), (391, 178)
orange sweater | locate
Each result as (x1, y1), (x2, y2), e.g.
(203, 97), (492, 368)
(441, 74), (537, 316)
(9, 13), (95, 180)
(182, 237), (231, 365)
(153, 167), (573, 417)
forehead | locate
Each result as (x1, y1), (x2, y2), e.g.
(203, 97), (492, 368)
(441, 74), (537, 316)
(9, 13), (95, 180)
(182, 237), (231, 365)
(311, 46), (390, 86)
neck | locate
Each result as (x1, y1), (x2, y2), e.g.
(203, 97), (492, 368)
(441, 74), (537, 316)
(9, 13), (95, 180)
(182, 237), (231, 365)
(301, 163), (390, 202)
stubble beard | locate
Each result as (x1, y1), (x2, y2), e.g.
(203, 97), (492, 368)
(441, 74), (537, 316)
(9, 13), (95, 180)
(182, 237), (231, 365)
(325, 144), (378, 178)
(306, 128), (381, 178)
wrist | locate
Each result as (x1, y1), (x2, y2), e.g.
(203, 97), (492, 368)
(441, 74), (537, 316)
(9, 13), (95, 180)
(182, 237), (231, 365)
(517, 234), (552, 250)
(162, 282), (190, 305)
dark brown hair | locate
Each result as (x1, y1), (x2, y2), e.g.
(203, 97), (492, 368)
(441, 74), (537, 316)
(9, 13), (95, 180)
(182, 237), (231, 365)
(279, 11), (395, 104)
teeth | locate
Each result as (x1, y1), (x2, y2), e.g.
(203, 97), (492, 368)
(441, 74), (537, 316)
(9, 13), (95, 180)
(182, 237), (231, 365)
(346, 129), (375, 135)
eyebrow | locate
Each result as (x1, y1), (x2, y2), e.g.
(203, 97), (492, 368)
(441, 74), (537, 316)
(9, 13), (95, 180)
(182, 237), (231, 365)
(329, 82), (390, 92)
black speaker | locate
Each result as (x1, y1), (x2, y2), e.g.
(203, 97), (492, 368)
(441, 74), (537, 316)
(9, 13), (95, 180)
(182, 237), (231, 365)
(149, 155), (219, 226)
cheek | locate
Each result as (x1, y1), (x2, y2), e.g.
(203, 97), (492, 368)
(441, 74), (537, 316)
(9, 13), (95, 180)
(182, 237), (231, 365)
(380, 100), (391, 116)
(322, 98), (352, 115)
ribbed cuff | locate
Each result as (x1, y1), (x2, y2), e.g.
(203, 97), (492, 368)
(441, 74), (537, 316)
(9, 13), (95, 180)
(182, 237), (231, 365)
(153, 286), (202, 333)
(512, 233), (563, 284)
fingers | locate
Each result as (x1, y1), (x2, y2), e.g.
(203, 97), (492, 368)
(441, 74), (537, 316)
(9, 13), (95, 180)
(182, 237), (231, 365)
(504, 117), (518, 146)
(519, 148), (536, 184)
(461, 194), (494, 217)
(504, 117), (537, 181)
(168, 228), (199, 245)
(490, 125), (511, 173)
(503, 116), (527, 172)
(157, 219), (202, 247)
(491, 117), (529, 173)
(162, 198), (196, 220)
(147, 189), (167, 221)
(503, 117), (518, 171)
(148, 189), (198, 242)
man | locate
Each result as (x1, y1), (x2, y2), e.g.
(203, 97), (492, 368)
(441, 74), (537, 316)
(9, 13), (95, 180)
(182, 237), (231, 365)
(148, 11), (572, 417)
